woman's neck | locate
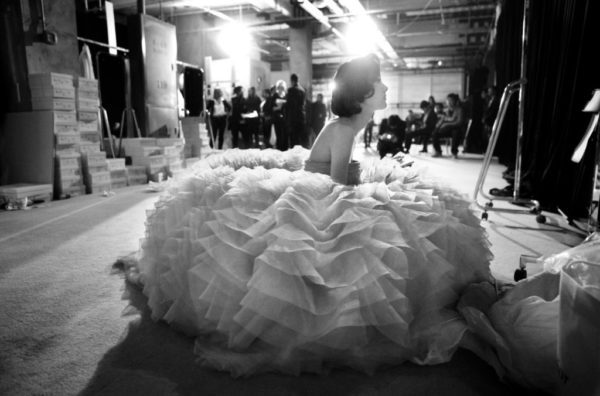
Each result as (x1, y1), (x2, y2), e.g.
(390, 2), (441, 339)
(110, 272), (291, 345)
(344, 111), (374, 134)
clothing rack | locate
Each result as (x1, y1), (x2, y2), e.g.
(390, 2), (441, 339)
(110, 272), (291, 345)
(77, 36), (129, 53)
(472, 0), (546, 223)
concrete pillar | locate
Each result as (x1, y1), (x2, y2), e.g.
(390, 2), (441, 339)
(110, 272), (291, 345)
(175, 14), (223, 71)
(288, 24), (312, 99)
(23, 0), (79, 76)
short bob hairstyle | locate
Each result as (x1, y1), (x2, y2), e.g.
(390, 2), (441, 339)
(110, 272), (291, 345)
(331, 53), (381, 117)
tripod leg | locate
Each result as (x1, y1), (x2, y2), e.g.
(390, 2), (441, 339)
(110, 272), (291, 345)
(130, 108), (142, 138)
(100, 106), (116, 158)
(118, 108), (127, 158)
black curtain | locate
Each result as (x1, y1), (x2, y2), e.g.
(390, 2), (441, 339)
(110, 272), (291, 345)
(183, 67), (204, 117)
(495, 0), (600, 218)
(493, 0), (524, 168)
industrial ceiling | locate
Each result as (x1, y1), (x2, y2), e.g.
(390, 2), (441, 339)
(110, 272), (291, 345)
(110, 0), (498, 75)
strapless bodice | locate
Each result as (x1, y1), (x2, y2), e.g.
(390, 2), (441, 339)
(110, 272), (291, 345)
(304, 159), (361, 185)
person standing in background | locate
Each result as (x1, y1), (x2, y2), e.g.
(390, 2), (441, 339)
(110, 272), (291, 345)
(482, 86), (500, 142)
(260, 87), (274, 149)
(244, 86), (262, 148)
(286, 73), (307, 149)
(404, 100), (438, 153)
(431, 93), (466, 158)
(363, 116), (375, 149)
(229, 86), (246, 149)
(205, 88), (231, 149)
(310, 93), (328, 138)
(271, 80), (288, 151)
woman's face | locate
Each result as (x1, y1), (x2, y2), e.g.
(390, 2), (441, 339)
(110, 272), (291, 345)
(364, 80), (388, 111)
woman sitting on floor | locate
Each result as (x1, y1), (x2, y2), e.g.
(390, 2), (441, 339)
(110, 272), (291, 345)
(130, 53), (493, 377)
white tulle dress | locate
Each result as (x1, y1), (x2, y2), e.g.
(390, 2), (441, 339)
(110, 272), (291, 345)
(136, 147), (493, 377)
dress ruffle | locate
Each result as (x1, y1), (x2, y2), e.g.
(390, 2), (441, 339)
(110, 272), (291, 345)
(137, 147), (493, 376)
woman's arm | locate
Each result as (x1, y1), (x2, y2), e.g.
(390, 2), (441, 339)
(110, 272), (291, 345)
(329, 126), (354, 184)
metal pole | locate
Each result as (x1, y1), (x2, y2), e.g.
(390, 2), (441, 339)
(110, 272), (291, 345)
(137, 0), (145, 15)
(514, 0), (529, 201)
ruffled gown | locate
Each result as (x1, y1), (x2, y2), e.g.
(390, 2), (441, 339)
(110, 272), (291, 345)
(136, 147), (493, 377)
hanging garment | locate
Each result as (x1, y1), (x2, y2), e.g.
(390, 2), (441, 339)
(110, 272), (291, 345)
(79, 44), (95, 79)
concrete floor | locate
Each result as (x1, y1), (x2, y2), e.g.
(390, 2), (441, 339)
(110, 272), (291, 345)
(0, 144), (585, 395)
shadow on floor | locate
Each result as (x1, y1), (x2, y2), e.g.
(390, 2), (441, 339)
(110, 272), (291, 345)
(80, 266), (547, 396)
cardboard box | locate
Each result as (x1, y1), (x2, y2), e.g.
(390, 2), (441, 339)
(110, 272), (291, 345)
(30, 86), (76, 99)
(32, 98), (76, 111)
(29, 72), (73, 89)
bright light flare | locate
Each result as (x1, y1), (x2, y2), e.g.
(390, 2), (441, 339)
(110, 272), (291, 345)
(219, 23), (251, 57)
(344, 17), (379, 56)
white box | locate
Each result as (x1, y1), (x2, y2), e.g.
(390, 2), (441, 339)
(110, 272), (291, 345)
(126, 165), (147, 176)
(86, 171), (111, 185)
(55, 132), (80, 146)
(54, 123), (78, 134)
(31, 86), (76, 99)
(76, 89), (99, 100)
(32, 98), (76, 111)
(80, 131), (100, 144)
(79, 142), (102, 154)
(82, 152), (107, 167)
(0, 183), (53, 200)
(76, 97), (99, 111)
(106, 158), (126, 171)
(29, 72), (73, 89)
(120, 138), (158, 147)
(76, 77), (98, 91)
(78, 119), (99, 132)
(78, 111), (99, 122)
(55, 151), (81, 169)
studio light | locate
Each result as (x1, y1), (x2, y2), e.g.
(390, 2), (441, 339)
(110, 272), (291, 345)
(218, 23), (252, 57)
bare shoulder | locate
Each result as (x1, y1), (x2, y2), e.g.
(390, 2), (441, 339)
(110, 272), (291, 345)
(310, 119), (353, 161)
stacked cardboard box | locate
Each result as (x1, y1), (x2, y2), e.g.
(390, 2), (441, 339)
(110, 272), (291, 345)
(81, 151), (110, 194)
(157, 138), (185, 178)
(181, 117), (202, 158)
(29, 73), (85, 198)
(29, 73), (76, 113)
(126, 165), (148, 186)
(55, 151), (84, 198)
(198, 122), (212, 157)
(71, 76), (113, 194)
(76, 77), (101, 153)
(120, 138), (165, 182)
(75, 77), (100, 114)
(0, 183), (53, 207)
(106, 158), (127, 189)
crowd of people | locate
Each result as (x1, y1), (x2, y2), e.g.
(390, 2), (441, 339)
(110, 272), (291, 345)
(366, 89), (500, 159)
(203, 73), (500, 163)
(205, 74), (329, 152)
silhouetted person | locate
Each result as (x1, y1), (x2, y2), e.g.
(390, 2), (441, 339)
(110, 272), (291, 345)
(271, 80), (288, 151)
(310, 93), (327, 137)
(260, 87), (274, 149)
(431, 93), (466, 158)
(405, 100), (438, 153)
(286, 73), (307, 148)
(206, 88), (231, 149)
(229, 86), (245, 149)
(364, 117), (375, 148)
(244, 86), (262, 148)
(483, 86), (500, 141)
